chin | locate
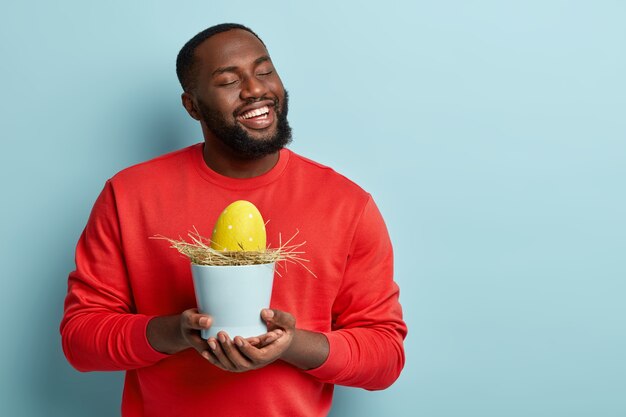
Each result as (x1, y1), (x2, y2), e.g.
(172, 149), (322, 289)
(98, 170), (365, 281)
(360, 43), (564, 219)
(246, 129), (278, 141)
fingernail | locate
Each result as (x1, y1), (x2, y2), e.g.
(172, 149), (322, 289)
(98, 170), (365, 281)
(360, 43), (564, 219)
(264, 309), (274, 318)
(219, 334), (226, 343)
(199, 317), (208, 327)
(236, 338), (243, 347)
(275, 329), (283, 336)
(208, 340), (217, 350)
(202, 351), (210, 360)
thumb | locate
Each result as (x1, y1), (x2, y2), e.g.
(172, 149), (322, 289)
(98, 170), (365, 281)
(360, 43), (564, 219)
(262, 308), (295, 330)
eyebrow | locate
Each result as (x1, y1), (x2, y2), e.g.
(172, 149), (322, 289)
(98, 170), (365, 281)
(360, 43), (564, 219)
(211, 56), (272, 77)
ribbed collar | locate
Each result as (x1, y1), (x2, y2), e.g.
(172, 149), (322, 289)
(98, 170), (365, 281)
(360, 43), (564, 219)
(190, 143), (290, 190)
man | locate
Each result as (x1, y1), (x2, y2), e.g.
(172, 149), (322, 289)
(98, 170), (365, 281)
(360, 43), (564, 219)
(61, 23), (407, 417)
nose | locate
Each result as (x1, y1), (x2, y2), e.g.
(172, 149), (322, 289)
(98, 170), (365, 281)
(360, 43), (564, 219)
(240, 75), (269, 100)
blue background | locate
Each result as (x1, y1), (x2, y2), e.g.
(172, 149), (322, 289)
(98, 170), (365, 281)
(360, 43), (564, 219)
(1, 1), (625, 416)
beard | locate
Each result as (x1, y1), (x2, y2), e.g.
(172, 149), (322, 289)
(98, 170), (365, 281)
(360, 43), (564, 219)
(197, 91), (293, 160)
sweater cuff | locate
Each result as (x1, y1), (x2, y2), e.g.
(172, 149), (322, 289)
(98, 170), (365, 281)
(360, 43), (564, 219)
(304, 331), (349, 382)
(131, 315), (170, 364)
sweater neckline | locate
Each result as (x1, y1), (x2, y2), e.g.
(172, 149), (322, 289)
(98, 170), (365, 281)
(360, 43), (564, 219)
(190, 143), (290, 190)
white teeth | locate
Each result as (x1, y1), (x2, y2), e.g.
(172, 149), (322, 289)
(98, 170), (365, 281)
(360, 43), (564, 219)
(241, 106), (269, 119)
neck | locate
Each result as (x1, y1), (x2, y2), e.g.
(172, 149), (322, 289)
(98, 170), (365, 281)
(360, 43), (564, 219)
(202, 137), (280, 179)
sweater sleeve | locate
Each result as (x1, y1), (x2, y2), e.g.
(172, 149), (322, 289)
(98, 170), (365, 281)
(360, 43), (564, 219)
(60, 181), (169, 371)
(305, 196), (407, 390)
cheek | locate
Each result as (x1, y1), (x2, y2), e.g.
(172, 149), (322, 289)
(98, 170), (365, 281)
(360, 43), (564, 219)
(271, 77), (285, 93)
(223, 91), (246, 110)
(203, 91), (240, 117)
(267, 84), (285, 104)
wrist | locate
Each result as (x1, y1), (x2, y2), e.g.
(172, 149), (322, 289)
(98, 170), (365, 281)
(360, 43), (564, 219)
(147, 315), (188, 355)
(282, 328), (329, 370)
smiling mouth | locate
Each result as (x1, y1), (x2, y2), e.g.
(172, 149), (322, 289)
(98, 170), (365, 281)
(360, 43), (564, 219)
(236, 105), (275, 130)
(239, 106), (270, 120)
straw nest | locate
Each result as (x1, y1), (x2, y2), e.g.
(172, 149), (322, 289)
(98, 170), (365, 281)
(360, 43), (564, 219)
(152, 227), (315, 277)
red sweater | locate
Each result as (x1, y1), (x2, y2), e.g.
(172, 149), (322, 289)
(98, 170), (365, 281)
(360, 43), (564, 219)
(60, 144), (407, 417)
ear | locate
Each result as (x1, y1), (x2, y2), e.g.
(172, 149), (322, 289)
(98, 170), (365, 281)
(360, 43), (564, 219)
(181, 92), (201, 121)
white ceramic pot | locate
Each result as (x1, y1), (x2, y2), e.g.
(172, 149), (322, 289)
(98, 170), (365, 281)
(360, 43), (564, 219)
(191, 262), (275, 339)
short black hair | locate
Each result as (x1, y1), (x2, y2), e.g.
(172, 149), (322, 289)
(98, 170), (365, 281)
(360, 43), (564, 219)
(176, 23), (265, 92)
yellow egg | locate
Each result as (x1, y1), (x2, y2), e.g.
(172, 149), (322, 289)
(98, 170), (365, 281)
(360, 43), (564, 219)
(210, 200), (266, 252)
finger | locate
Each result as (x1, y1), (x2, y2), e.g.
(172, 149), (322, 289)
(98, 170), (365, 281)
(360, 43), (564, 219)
(262, 309), (295, 330)
(200, 345), (228, 370)
(246, 329), (282, 344)
(197, 315), (212, 329)
(217, 332), (254, 370)
(235, 334), (285, 363)
(179, 311), (213, 356)
(233, 336), (269, 363)
(250, 329), (284, 348)
(264, 329), (284, 345)
(235, 334), (280, 350)
(261, 308), (275, 323)
(182, 309), (213, 331)
(207, 335), (236, 370)
(246, 336), (261, 346)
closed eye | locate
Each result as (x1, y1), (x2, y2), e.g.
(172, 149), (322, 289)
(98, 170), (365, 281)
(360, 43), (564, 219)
(257, 70), (273, 76)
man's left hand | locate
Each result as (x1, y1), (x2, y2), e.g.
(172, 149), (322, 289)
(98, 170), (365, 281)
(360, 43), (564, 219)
(202, 308), (295, 372)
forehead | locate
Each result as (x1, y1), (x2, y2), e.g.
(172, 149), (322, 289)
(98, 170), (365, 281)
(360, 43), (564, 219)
(194, 29), (269, 72)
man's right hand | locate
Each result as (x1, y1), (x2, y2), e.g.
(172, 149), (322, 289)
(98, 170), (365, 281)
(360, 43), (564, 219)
(147, 308), (213, 356)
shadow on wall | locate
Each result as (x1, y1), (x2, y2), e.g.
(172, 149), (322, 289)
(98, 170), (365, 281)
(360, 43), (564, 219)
(111, 81), (199, 167)
(30, 85), (195, 416)
(123, 89), (199, 161)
